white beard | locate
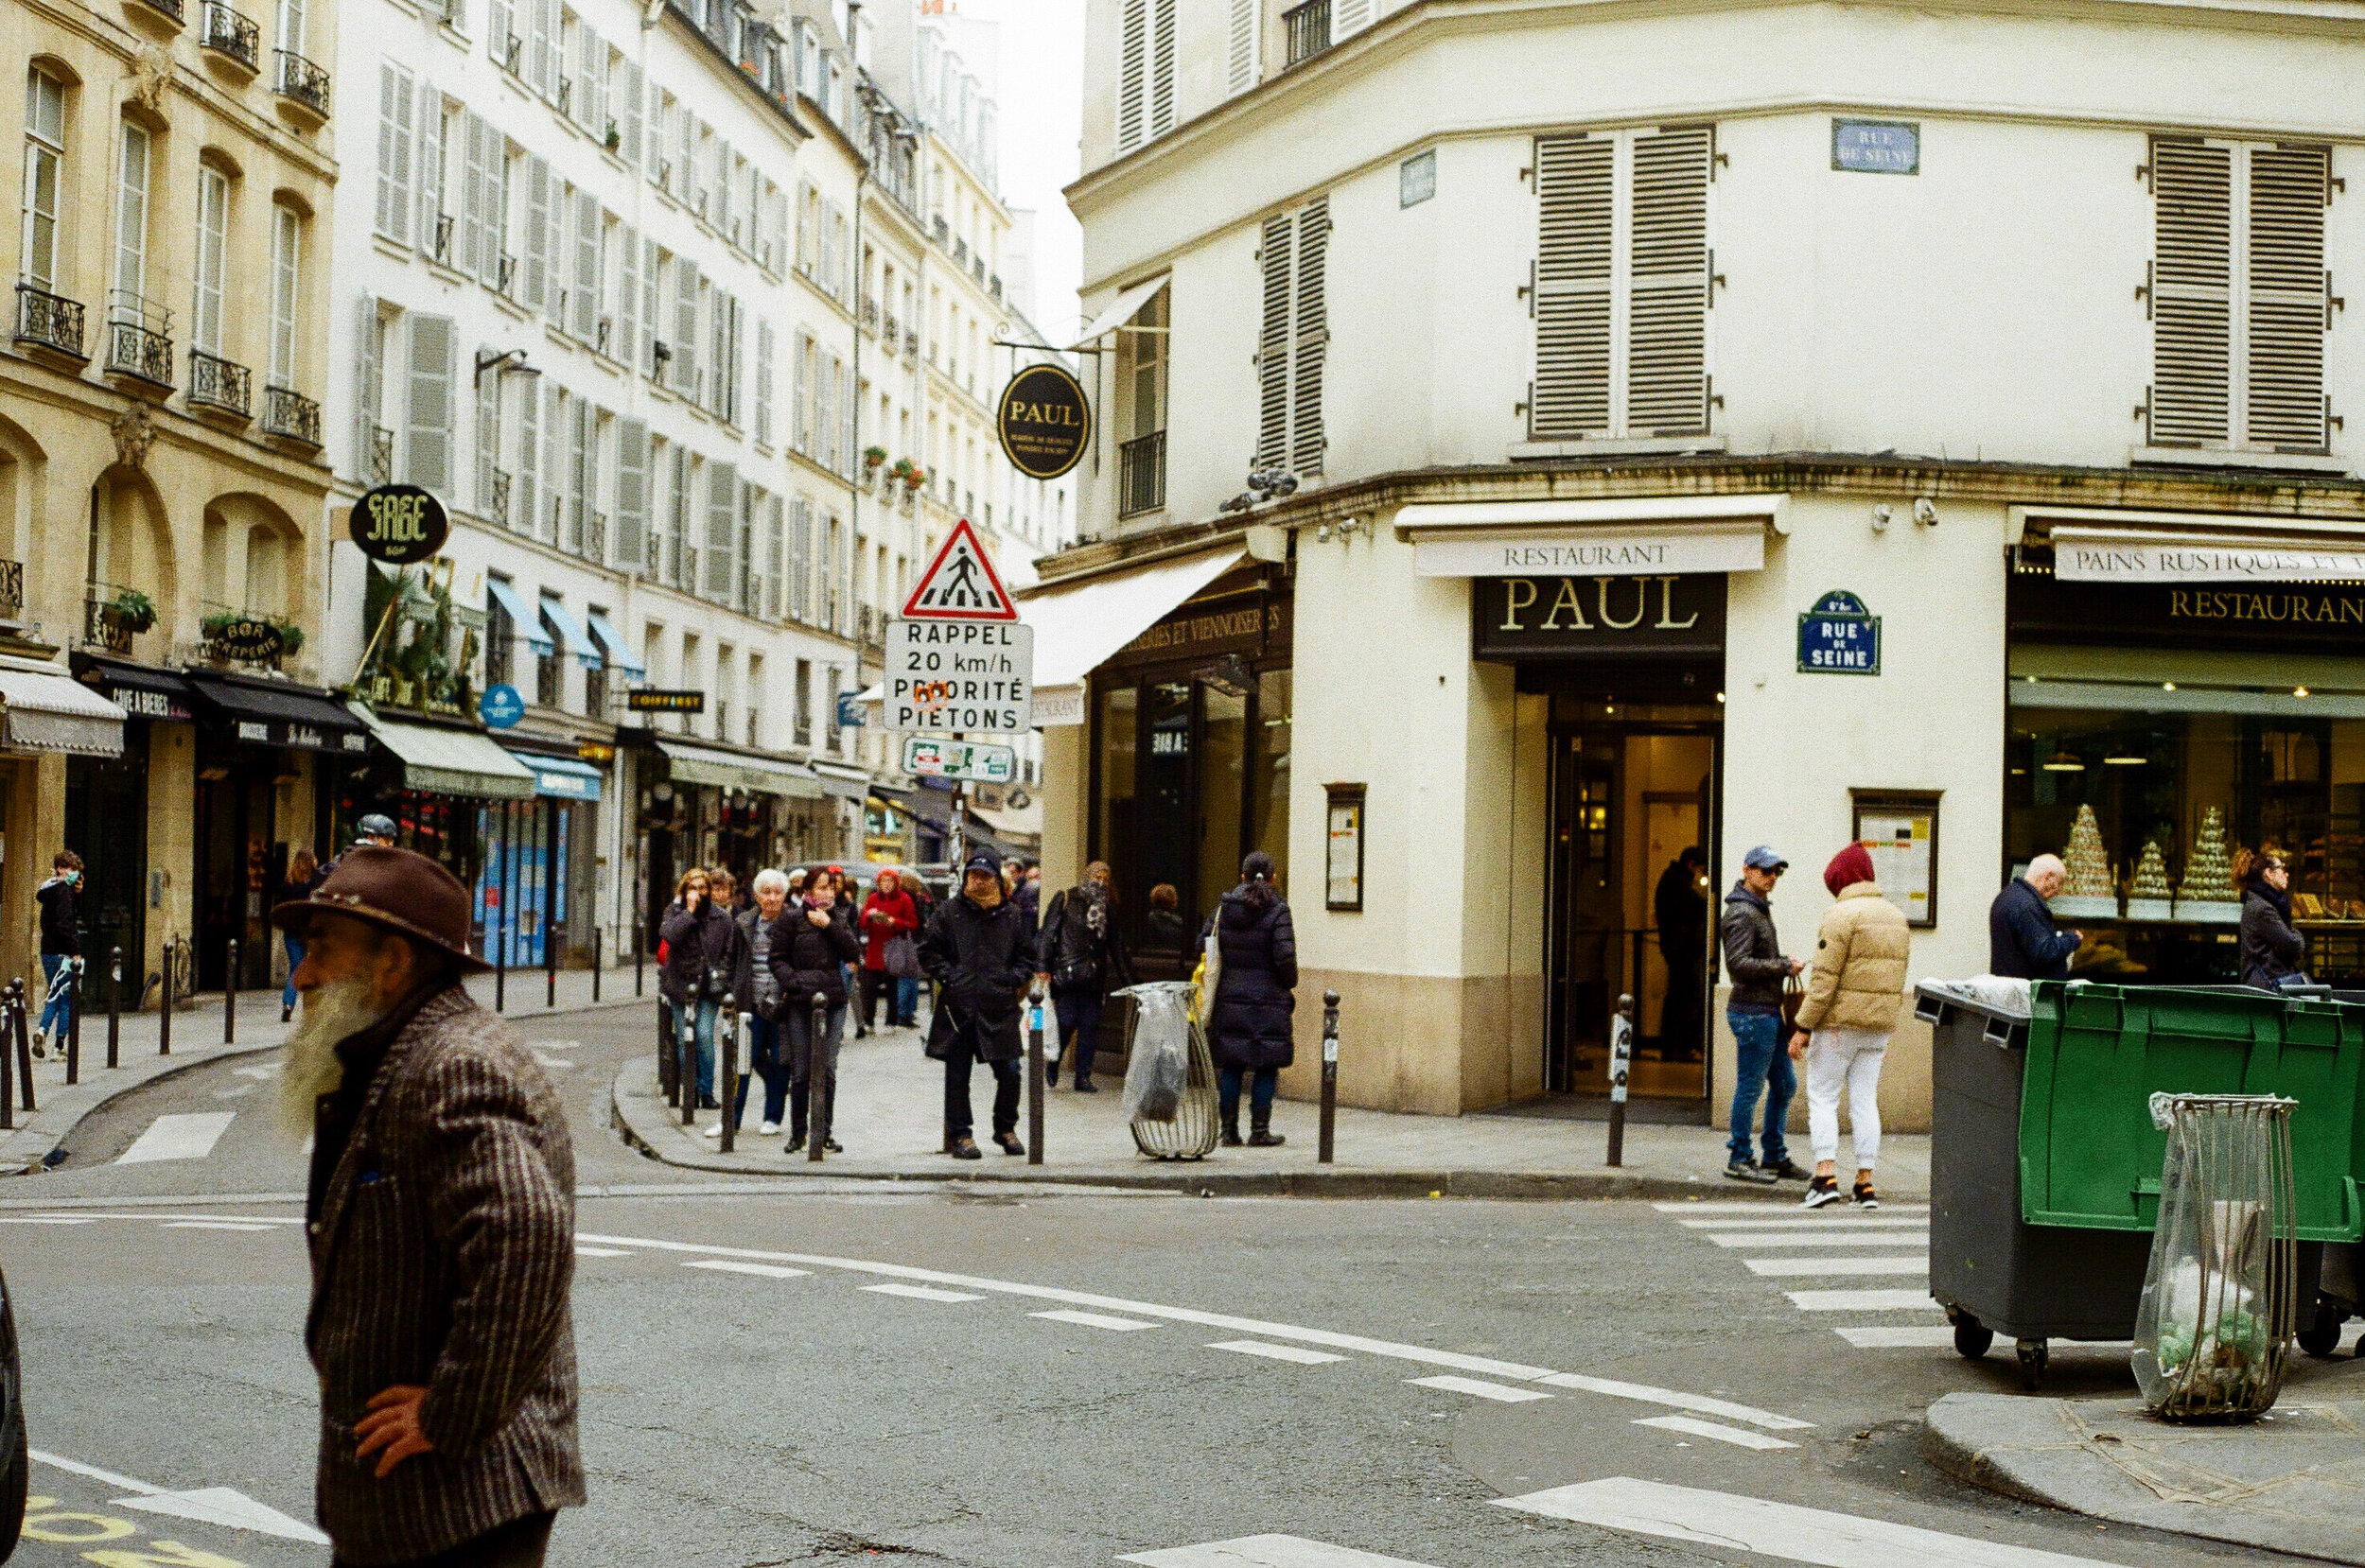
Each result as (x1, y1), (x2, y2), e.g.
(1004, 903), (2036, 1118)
(277, 974), (386, 1135)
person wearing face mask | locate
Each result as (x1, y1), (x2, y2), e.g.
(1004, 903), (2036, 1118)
(1036, 862), (1132, 1091)
(2237, 847), (2308, 993)
(920, 853), (1036, 1159)
(778, 868), (861, 1154)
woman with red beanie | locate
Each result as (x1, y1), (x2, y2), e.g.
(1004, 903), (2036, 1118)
(1788, 842), (1910, 1208)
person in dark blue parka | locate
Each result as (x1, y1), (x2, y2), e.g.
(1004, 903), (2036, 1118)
(1201, 850), (1298, 1148)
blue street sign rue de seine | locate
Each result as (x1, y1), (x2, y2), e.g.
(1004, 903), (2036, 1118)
(1797, 590), (1882, 674)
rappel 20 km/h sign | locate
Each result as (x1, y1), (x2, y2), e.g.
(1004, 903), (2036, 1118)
(902, 517), (1019, 620)
(886, 517), (1032, 732)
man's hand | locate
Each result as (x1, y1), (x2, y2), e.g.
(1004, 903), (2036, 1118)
(1788, 958), (1806, 976)
(356, 1385), (435, 1478)
(1788, 1032), (1810, 1061)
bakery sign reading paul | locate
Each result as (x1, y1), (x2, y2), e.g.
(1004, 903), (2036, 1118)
(994, 363), (1092, 481)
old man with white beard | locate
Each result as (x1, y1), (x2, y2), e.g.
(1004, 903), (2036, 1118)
(272, 845), (583, 1568)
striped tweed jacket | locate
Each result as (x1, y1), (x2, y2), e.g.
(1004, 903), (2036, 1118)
(306, 985), (585, 1565)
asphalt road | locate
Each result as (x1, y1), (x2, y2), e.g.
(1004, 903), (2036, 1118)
(0, 1002), (2349, 1567)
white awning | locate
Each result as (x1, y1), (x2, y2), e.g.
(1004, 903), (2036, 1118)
(657, 740), (825, 799)
(0, 657), (125, 757)
(1398, 494), (1788, 577)
(1016, 546), (1250, 724)
(349, 704), (538, 798)
(1066, 275), (1169, 350)
(2049, 525), (2365, 584)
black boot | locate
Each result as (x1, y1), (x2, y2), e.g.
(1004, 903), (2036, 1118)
(1221, 1109), (1244, 1148)
(1249, 1108), (1286, 1148)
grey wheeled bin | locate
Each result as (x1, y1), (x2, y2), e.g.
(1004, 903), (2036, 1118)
(1918, 982), (2155, 1390)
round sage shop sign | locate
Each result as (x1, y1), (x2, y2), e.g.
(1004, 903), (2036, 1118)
(994, 362), (1092, 480)
(350, 483), (451, 564)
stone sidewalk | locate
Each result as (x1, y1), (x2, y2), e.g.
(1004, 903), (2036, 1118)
(0, 963), (649, 1174)
(610, 1015), (1935, 1198)
(1927, 1385), (2365, 1565)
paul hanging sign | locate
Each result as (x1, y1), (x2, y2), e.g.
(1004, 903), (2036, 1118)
(994, 362), (1092, 481)
(1472, 574), (1726, 660)
(350, 484), (451, 565)
(1797, 589), (1882, 674)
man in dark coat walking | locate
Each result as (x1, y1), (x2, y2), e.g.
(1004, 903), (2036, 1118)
(920, 852), (1036, 1159)
(1989, 852), (2081, 981)
(273, 846), (583, 1568)
(1653, 845), (1708, 1062)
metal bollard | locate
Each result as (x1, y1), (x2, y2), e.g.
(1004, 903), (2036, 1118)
(107, 947), (122, 1071)
(1320, 991), (1340, 1164)
(546, 920), (558, 1009)
(657, 997), (678, 1106)
(160, 940), (174, 1056)
(64, 958), (81, 1086)
(12, 981), (33, 1115)
(634, 922), (645, 998)
(808, 990), (830, 1163)
(679, 1002), (698, 1129)
(494, 914), (507, 1013)
(1606, 993), (1634, 1168)
(592, 926), (603, 1003)
(0, 986), (15, 1131)
(224, 937), (238, 1044)
(1026, 983), (1045, 1166)
(717, 994), (739, 1154)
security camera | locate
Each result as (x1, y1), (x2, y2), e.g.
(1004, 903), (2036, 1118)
(1914, 497), (1938, 528)
(1870, 504), (1893, 532)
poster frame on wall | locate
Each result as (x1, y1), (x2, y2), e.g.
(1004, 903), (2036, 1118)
(1850, 788), (1941, 930)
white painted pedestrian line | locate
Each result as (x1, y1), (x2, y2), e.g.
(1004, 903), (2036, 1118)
(32, 1451), (329, 1545)
(162, 1220), (277, 1232)
(1209, 1340), (1346, 1365)
(0, 1216), (94, 1225)
(231, 1064), (279, 1079)
(682, 1259), (813, 1280)
(1659, 1201), (1928, 1216)
(575, 1246), (632, 1258)
(1835, 1326), (1960, 1349)
(1407, 1374), (1551, 1403)
(115, 1111), (236, 1165)
(577, 1229), (1813, 1432)
(863, 1282), (985, 1303)
(1678, 1216), (1929, 1230)
(1123, 1535), (1440, 1567)
(1746, 1257), (1928, 1278)
(1705, 1231), (1928, 1248)
(1633, 1414), (1799, 1451)
(1032, 1309), (1160, 1331)
(1496, 1476), (2131, 1566)
(1787, 1289), (1939, 1312)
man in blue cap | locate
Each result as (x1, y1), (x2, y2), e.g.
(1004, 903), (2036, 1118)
(1721, 845), (1808, 1184)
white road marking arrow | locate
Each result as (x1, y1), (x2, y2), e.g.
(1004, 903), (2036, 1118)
(32, 1451), (328, 1545)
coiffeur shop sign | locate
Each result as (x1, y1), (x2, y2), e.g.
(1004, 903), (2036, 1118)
(1472, 574), (1726, 659)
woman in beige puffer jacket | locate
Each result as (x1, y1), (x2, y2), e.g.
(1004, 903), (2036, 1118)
(1788, 842), (1910, 1208)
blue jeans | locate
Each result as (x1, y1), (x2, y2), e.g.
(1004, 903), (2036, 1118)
(1219, 1065), (1278, 1124)
(674, 999), (718, 1100)
(731, 1014), (788, 1127)
(892, 975), (920, 1025)
(37, 953), (74, 1038)
(282, 933), (306, 1010)
(1053, 989), (1103, 1083)
(1726, 1009), (1795, 1165)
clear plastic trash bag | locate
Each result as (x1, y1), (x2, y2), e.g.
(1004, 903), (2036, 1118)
(2131, 1093), (2299, 1421)
(1117, 982), (1194, 1124)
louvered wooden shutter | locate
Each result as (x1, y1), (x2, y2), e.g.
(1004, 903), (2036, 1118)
(1531, 134), (1613, 438)
(2246, 144), (2331, 450)
(756, 320), (775, 445)
(640, 238), (659, 377)
(414, 91), (444, 253)
(2149, 138), (2233, 446)
(616, 222), (639, 369)
(405, 313), (455, 496)
(571, 191), (600, 339)
(1335, 0), (1371, 37)
(567, 394), (589, 553)
(475, 342), (499, 514)
(487, 0), (511, 68)
(1255, 213), (1292, 468)
(458, 114), (488, 280)
(620, 62), (643, 168)
(1290, 197), (1329, 474)
(529, 0), (556, 97)
(1626, 126), (1711, 435)
(703, 461), (738, 599)
(351, 297), (382, 484)
(764, 497), (784, 620)
(1227, 0), (1258, 95)
(376, 65), (414, 243)
(1116, 0), (1147, 153)
(674, 258), (699, 393)
(615, 417), (648, 569)
(522, 156), (552, 311)
(516, 372), (540, 533)
(540, 386), (562, 541)
(1148, 0), (1177, 139)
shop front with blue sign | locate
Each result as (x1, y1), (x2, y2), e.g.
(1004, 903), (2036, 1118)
(474, 748), (607, 969)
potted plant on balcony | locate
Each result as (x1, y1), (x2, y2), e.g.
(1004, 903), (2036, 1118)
(109, 589), (157, 635)
(604, 121), (621, 152)
(864, 444), (888, 471)
(902, 463), (927, 494)
(270, 617), (306, 656)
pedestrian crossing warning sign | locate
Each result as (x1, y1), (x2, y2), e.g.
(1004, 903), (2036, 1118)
(902, 517), (1019, 620)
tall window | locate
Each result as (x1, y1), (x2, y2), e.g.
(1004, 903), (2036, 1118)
(112, 121), (150, 321)
(1256, 199), (1326, 476)
(21, 69), (63, 291)
(191, 166), (229, 355)
(375, 64), (415, 245)
(793, 658), (811, 746)
(267, 203), (300, 387)
(275, 0), (305, 59)
(1114, 0), (1176, 154)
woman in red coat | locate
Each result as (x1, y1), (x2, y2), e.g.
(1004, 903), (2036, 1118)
(857, 869), (921, 1033)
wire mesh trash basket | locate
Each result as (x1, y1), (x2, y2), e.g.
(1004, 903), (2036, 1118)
(1114, 982), (1220, 1160)
(2132, 1093), (2300, 1421)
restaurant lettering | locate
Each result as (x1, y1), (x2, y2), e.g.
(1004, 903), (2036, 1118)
(2168, 588), (2365, 625)
(1473, 573), (1726, 660)
(1497, 575), (1697, 632)
(1498, 541), (1673, 571)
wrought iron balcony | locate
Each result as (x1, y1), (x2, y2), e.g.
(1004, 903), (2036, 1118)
(105, 320), (174, 388)
(187, 349), (252, 418)
(972, 256), (985, 286)
(0, 560), (21, 619)
(200, 0), (258, 68)
(953, 237), (969, 266)
(500, 33), (521, 73)
(430, 213), (454, 267)
(261, 385), (320, 445)
(861, 296), (879, 329)
(498, 254), (517, 297)
(15, 285), (86, 359)
(1118, 429), (1167, 517)
(882, 313), (899, 353)
(489, 469), (513, 527)
(369, 425), (394, 484)
(1284, 0), (1331, 64)
(990, 274), (1002, 302)
(273, 49), (330, 117)
(597, 316), (612, 356)
(133, 0), (184, 24)
(904, 328), (918, 357)
(588, 510), (607, 563)
(83, 591), (136, 654)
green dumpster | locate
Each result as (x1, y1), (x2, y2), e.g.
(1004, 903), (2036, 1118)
(2019, 982), (2365, 1242)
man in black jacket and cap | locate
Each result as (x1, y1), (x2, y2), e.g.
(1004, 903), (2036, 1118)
(920, 852), (1036, 1159)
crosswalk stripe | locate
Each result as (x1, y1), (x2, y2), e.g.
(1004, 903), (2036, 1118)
(575, 1246), (632, 1258)
(1495, 1476), (2129, 1566)
(1787, 1288), (1937, 1312)
(1834, 1326), (1961, 1348)
(683, 1259), (812, 1280)
(1210, 1340), (1345, 1365)
(1633, 1414), (1799, 1451)
(0, 1216), (94, 1225)
(1705, 1231), (1927, 1248)
(1406, 1374), (1551, 1403)
(162, 1220), (276, 1232)
(1746, 1257), (1927, 1278)
(1677, 1215), (1928, 1229)
(1653, 1201), (1804, 1213)
(1031, 1309), (1158, 1331)
(1533, 1372), (1815, 1432)
(1122, 1535), (1440, 1566)
(864, 1282), (985, 1303)
(116, 1112), (236, 1165)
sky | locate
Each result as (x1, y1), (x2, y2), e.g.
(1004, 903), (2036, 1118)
(963, 0), (1086, 342)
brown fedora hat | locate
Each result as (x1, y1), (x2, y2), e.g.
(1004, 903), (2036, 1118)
(272, 845), (493, 975)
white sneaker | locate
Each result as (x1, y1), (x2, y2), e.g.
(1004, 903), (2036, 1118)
(759, 1120), (780, 1135)
(701, 1124), (725, 1140)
